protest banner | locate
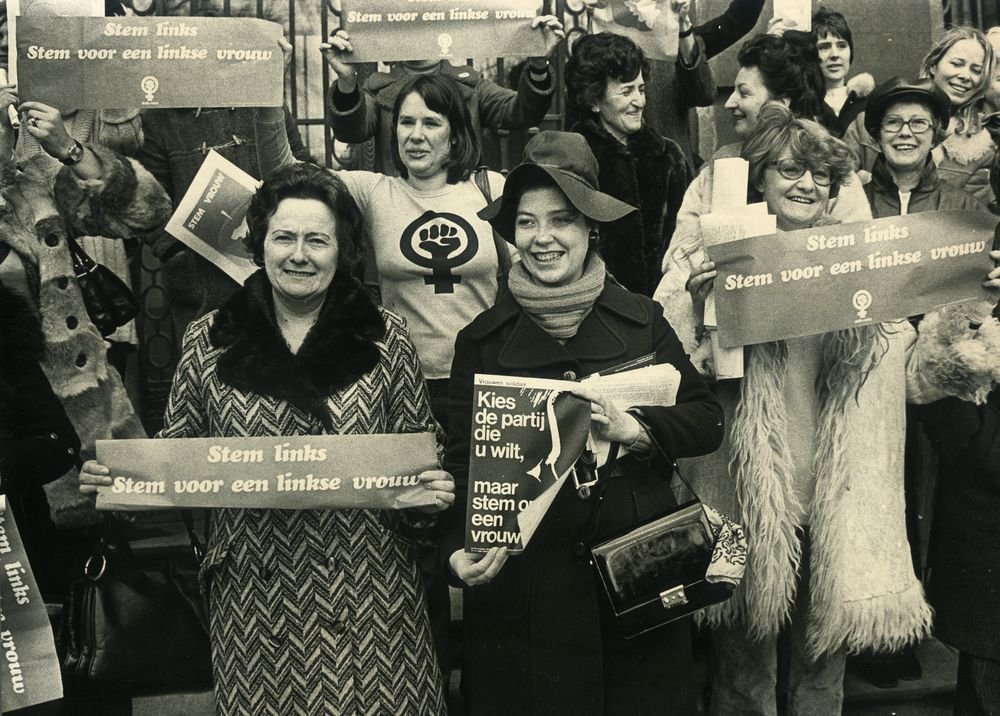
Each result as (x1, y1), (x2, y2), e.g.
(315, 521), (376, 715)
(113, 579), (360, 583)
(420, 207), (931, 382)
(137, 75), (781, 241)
(6, 0), (104, 86)
(589, 1), (679, 59)
(15, 16), (283, 109)
(0, 497), (63, 713)
(165, 151), (259, 285)
(341, 0), (547, 63)
(95, 434), (439, 510)
(465, 374), (591, 553)
(707, 210), (998, 348)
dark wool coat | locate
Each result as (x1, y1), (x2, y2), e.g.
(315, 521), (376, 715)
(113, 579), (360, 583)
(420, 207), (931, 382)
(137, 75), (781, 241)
(0, 281), (88, 599)
(642, 38), (715, 165)
(0, 281), (79, 489)
(161, 270), (445, 715)
(443, 279), (724, 715)
(573, 119), (691, 295)
(916, 386), (1000, 661)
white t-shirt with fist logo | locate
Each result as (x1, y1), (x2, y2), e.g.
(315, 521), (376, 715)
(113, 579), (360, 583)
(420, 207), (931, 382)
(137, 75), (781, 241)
(340, 170), (509, 379)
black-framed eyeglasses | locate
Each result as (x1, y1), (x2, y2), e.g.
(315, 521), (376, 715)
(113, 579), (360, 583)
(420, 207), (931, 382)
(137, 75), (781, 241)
(881, 116), (933, 135)
(769, 158), (833, 187)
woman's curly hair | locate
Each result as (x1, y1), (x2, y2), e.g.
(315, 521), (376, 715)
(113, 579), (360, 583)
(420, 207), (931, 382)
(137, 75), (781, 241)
(742, 102), (857, 199)
(737, 32), (827, 120)
(564, 32), (650, 116)
(243, 162), (363, 272)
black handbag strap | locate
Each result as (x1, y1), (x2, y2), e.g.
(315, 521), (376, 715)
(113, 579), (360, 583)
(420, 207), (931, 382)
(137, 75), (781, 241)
(180, 509), (205, 563)
(85, 511), (204, 581)
(63, 233), (97, 278)
(472, 166), (512, 279)
(596, 413), (702, 507)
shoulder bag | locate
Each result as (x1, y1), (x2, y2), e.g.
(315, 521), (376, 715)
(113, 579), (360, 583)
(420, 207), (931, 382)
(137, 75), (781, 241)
(65, 234), (139, 337)
(589, 433), (741, 639)
(61, 512), (213, 695)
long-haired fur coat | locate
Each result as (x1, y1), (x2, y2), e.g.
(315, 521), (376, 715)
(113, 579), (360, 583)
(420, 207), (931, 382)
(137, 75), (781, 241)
(655, 216), (1000, 657)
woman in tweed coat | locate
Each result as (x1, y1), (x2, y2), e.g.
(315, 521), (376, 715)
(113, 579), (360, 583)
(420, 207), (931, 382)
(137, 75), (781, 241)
(82, 163), (453, 715)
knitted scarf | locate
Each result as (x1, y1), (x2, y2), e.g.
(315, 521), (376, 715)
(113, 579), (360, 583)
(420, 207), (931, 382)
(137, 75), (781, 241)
(507, 253), (606, 340)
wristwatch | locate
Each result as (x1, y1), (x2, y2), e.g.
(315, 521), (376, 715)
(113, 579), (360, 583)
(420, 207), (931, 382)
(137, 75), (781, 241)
(59, 139), (85, 166)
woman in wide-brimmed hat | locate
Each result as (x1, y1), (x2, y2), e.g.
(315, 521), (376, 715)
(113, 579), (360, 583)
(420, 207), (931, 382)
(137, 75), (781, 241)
(442, 130), (725, 714)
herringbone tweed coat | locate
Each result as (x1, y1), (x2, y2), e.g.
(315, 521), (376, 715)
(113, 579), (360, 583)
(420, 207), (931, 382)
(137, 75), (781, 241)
(159, 270), (445, 715)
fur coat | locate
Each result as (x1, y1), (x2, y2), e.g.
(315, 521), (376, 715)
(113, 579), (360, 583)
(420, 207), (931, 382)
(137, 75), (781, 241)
(654, 215), (1000, 657)
(0, 144), (172, 526)
(572, 118), (690, 295)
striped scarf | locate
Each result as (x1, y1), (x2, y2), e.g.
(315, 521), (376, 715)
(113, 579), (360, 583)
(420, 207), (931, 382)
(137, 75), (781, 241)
(507, 253), (606, 341)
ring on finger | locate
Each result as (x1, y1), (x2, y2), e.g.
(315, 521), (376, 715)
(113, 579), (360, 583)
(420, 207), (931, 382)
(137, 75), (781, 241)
(27, 116), (38, 128)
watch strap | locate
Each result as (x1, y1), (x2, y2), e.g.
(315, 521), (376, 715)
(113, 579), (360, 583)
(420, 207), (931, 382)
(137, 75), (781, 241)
(59, 139), (84, 166)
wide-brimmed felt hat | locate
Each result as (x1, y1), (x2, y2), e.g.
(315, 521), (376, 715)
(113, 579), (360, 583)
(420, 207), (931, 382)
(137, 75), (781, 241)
(864, 77), (950, 139)
(479, 131), (636, 243)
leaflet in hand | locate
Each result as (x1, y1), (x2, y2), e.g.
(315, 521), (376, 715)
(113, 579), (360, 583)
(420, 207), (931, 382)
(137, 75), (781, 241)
(581, 363), (681, 466)
(465, 374), (591, 554)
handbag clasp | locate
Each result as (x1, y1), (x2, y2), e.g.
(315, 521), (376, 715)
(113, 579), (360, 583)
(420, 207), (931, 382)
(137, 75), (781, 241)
(659, 584), (689, 609)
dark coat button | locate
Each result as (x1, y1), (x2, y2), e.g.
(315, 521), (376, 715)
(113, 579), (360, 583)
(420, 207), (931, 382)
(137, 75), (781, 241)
(44, 233), (59, 247)
(75, 353), (87, 367)
(57, 276), (69, 289)
(331, 620), (347, 635)
(563, 370), (577, 381)
(66, 315), (78, 329)
(572, 541), (587, 558)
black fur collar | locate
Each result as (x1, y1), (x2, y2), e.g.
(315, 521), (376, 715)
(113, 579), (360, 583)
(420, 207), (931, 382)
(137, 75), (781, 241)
(573, 117), (671, 158)
(209, 270), (386, 428)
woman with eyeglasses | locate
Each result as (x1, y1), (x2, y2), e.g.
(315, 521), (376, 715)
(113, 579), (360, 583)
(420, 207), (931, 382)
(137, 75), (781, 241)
(654, 102), (1000, 714)
(654, 30), (873, 310)
(862, 78), (987, 218)
(845, 27), (995, 204)
(851, 76), (989, 689)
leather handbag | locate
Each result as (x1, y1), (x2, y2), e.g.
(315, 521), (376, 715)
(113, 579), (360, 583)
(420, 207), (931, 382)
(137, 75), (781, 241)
(590, 439), (735, 639)
(61, 513), (213, 695)
(65, 235), (139, 337)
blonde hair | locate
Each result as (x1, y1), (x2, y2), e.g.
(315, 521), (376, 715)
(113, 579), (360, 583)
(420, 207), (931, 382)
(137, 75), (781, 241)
(919, 26), (994, 136)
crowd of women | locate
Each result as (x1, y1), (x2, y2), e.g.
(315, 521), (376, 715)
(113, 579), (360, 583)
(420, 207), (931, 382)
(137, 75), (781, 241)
(1, 1), (999, 715)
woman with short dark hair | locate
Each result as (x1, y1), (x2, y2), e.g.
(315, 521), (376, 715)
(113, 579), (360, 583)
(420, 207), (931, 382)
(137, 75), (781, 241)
(565, 31), (692, 294)
(81, 161), (455, 715)
(254, 66), (512, 693)
(811, 8), (872, 136)
(255, 72), (508, 428)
